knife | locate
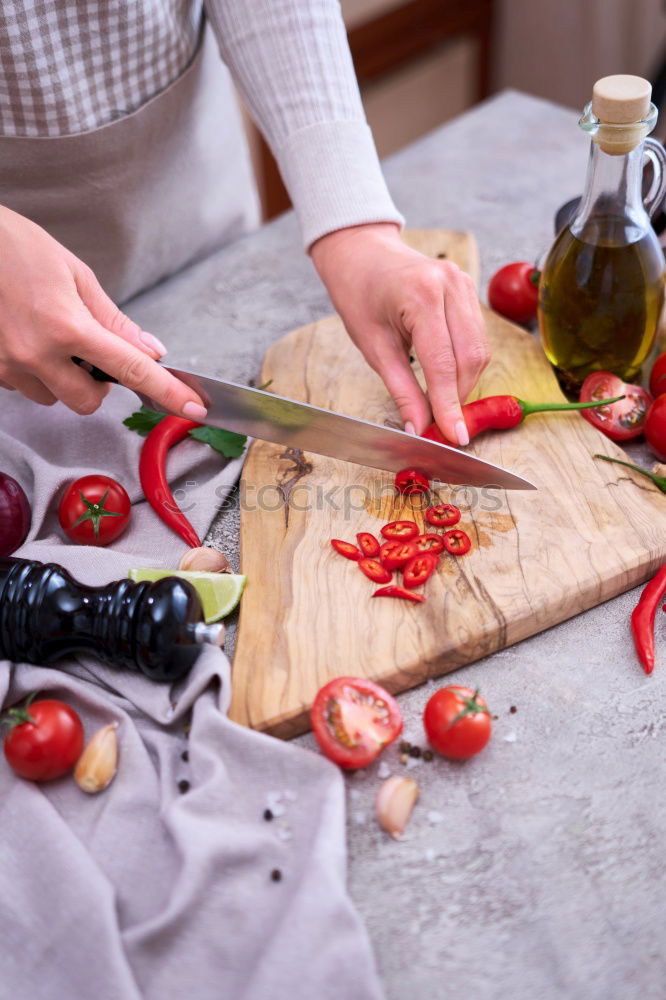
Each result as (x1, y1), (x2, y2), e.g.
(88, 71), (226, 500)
(72, 357), (536, 490)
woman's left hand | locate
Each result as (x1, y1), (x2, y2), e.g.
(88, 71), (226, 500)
(310, 223), (490, 446)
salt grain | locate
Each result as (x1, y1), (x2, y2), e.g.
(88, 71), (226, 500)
(503, 732), (517, 743)
(353, 811), (367, 825)
(377, 761), (391, 779)
(427, 810), (444, 824)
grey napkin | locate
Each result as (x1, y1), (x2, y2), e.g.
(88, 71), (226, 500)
(0, 388), (384, 1000)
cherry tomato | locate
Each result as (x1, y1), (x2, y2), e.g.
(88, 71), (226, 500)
(646, 395), (666, 460)
(394, 468), (430, 496)
(331, 539), (361, 561)
(358, 557), (392, 584)
(425, 503), (461, 527)
(402, 552), (439, 589)
(650, 352), (666, 398)
(357, 532), (380, 558)
(379, 539), (419, 570)
(488, 262), (540, 325)
(380, 520), (419, 541)
(579, 372), (652, 442)
(58, 475), (131, 546)
(423, 686), (491, 759)
(413, 533), (445, 554)
(442, 529), (471, 555)
(372, 585), (425, 603)
(3, 697), (85, 781)
(311, 676), (403, 769)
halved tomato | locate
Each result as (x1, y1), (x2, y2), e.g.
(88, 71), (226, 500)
(379, 539), (418, 570)
(579, 371), (652, 442)
(380, 520), (419, 541)
(358, 557), (392, 584)
(311, 677), (403, 769)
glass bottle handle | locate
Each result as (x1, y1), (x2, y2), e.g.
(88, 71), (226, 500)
(642, 137), (666, 218)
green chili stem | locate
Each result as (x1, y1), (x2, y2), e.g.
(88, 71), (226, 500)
(520, 394), (625, 418)
(594, 454), (666, 494)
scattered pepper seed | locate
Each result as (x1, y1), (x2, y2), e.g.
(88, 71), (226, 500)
(264, 808), (274, 821)
(399, 740), (412, 754)
(177, 779), (190, 794)
(181, 750), (189, 763)
(509, 705), (517, 714)
(422, 749), (434, 762)
(437, 252), (447, 259)
(409, 745), (422, 758)
(271, 869), (282, 882)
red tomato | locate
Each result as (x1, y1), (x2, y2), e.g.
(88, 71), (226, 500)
(425, 503), (461, 527)
(650, 352), (666, 398)
(402, 552), (439, 589)
(413, 533), (445, 554)
(59, 475), (131, 546)
(394, 468), (430, 496)
(357, 532), (380, 558)
(331, 539), (361, 560)
(442, 529), (471, 555)
(373, 585), (425, 603)
(488, 262), (540, 325)
(311, 677), (403, 769)
(379, 539), (418, 570)
(380, 520), (419, 541)
(358, 557), (392, 584)
(579, 372), (652, 442)
(423, 686), (491, 759)
(3, 697), (84, 781)
(646, 395), (666, 460)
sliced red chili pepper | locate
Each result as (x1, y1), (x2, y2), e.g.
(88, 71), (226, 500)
(356, 532), (380, 558)
(402, 552), (439, 589)
(442, 529), (471, 555)
(139, 416), (203, 548)
(381, 520), (419, 540)
(394, 468), (430, 496)
(379, 540), (419, 571)
(413, 533), (445, 554)
(358, 557), (392, 584)
(331, 539), (361, 561)
(373, 585), (426, 603)
(425, 503), (461, 527)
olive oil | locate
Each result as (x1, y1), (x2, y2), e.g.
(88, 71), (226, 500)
(539, 222), (664, 391)
(537, 74), (666, 393)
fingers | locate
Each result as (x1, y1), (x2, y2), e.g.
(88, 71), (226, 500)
(371, 341), (432, 434)
(80, 322), (208, 420)
(444, 271), (490, 405)
(74, 262), (167, 360)
(7, 374), (57, 406)
(41, 362), (111, 416)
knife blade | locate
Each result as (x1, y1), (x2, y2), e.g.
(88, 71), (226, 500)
(158, 365), (535, 490)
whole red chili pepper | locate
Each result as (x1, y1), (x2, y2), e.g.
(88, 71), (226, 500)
(422, 394), (625, 445)
(139, 416), (203, 547)
(631, 565), (666, 675)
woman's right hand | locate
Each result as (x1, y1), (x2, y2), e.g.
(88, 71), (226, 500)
(0, 205), (208, 420)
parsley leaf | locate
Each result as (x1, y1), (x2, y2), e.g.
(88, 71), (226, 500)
(122, 406), (166, 436)
(189, 425), (247, 458)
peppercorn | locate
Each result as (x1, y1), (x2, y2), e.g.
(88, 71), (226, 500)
(422, 749), (434, 762)
(181, 750), (189, 763)
(271, 869), (282, 882)
(399, 740), (412, 754)
(264, 808), (274, 821)
(399, 753), (409, 765)
(409, 745), (421, 758)
(509, 705), (517, 714)
(177, 779), (190, 794)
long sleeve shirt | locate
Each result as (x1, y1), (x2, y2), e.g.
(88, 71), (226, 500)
(0, 1), (403, 248)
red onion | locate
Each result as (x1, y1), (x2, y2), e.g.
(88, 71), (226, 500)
(0, 472), (31, 556)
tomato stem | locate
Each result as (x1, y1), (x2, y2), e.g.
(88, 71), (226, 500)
(519, 394), (625, 418)
(594, 454), (666, 493)
(1, 691), (38, 729)
(448, 688), (490, 728)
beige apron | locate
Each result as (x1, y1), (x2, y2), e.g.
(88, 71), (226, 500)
(0, 25), (260, 304)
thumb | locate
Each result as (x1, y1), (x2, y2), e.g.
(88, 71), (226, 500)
(73, 261), (167, 359)
(374, 344), (432, 434)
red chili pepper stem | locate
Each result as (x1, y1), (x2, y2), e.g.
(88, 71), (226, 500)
(594, 454), (666, 494)
(517, 393), (625, 418)
(631, 565), (666, 674)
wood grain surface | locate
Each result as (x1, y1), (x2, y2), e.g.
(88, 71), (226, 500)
(230, 229), (666, 737)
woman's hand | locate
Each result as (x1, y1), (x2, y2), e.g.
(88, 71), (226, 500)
(310, 223), (490, 445)
(0, 206), (208, 420)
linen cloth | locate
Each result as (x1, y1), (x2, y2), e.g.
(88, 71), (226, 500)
(0, 386), (385, 1000)
(0, 0), (403, 250)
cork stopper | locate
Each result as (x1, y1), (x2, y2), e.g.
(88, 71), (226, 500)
(590, 75), (653, 154)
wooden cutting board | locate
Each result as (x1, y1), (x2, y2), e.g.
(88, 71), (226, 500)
(230, 230), (666, 737)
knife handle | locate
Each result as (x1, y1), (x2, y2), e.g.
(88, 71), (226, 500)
(71, 356), (118, 384)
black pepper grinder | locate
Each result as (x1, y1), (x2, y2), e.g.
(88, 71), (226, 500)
(0, 557), (223, 682)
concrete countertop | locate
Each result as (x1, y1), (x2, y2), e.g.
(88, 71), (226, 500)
(127, 91), (665, 1000)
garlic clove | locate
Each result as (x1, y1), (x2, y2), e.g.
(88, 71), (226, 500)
(375, 775), (419, 839)
(74, 722), (119, 794)
(178, 546), (231, 573)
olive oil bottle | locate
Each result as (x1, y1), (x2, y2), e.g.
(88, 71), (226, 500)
(539, 75), (666, 392)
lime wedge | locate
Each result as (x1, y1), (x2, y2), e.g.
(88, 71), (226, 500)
(128, 568), (246, 623)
